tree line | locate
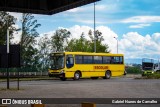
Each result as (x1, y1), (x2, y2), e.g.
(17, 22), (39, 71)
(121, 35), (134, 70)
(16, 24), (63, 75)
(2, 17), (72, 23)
(0, 11), (110, 72)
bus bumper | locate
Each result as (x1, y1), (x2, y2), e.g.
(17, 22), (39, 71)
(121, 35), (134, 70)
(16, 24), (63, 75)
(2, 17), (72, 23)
(48, 73), (65, 78)
(124, 70), (127, 75)
(142, 70), (154, 76)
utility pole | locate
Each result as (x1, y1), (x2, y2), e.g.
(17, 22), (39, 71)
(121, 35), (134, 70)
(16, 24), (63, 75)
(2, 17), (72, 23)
(114, 37), (118, 54)
(94, 1), (96, 53)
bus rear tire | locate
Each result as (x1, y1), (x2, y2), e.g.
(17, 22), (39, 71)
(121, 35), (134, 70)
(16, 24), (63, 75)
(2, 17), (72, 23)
(73, 71), (81, 80)
(103, 71), (111, 79)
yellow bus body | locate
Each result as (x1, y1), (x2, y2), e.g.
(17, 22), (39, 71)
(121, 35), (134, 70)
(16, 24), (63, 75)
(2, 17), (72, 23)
(48, 52), (125, 80)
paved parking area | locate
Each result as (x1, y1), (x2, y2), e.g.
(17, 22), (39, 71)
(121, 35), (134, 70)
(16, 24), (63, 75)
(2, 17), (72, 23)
(0, 77), (160, 107)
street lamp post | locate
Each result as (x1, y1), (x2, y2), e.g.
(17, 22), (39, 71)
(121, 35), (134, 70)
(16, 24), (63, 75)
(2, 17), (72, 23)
(7, 29), (10, 89)
(114, 37), (118, 54)
(94, 1), (96, 53)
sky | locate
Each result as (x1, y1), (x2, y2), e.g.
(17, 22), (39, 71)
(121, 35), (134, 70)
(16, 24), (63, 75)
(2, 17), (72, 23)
(9, 0), (160, 63)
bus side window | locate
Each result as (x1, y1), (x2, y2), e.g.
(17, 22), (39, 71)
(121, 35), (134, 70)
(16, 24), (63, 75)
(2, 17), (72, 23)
(110, 57), (114, 64)
(83, 56), (93, 64)
(75, 55), (83, 64)
(120, 57), (123, 64)
(113, 57), (120, 64)
(66, 55), (74, 68)
(110, 56), (123, 64)
(103, 56), (111, 64)
(94, 56), (102, 64)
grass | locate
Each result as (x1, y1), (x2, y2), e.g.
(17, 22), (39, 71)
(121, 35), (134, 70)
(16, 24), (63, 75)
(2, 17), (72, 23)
(135, 72), (160, 79)
(145, 73), (160, 79)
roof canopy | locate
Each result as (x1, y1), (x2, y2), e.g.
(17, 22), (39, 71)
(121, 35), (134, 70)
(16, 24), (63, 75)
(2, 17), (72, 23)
(0, 0), (100, 15)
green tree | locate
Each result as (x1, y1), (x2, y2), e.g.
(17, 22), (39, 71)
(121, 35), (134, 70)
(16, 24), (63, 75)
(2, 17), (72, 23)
(0, 11), (17, 45)
(88, 29), (110, 53)
(66, 32), (92, 52)
(51, 29), (71, 52)
(66, 30), (110, 53)
(38, 35), (51, 72)
(20, 13), (41, 70)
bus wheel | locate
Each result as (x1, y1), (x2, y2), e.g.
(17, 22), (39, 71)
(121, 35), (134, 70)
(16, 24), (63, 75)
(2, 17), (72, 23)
(48, 74), (52, 77)
(73, 71), (80, 80)
(60, 77), (66, 81)
(103, 71), (111, 79)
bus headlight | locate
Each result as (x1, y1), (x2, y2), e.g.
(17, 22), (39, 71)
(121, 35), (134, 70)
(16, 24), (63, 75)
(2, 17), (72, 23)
(49, 66), (51, 69)
(60, 70), (64, 74)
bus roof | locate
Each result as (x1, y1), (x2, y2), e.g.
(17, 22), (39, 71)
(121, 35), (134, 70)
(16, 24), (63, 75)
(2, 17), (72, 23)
(52, 52), (124, 56)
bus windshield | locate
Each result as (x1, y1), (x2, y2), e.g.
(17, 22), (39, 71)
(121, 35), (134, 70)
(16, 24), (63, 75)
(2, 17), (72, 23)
(50, 55), (64, 70)
(142, 62), (153, 70)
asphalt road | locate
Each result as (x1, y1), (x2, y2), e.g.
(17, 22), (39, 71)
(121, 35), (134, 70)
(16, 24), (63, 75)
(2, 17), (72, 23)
(0, 77), (160, 107)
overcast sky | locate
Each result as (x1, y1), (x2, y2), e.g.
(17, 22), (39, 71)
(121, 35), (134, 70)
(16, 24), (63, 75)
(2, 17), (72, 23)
(10, 0), (160, 60)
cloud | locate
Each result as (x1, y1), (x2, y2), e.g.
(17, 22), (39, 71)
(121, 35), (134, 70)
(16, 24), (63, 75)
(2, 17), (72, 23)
(152, 33), (160, 43)
(68, 25), (92, 40)
(121, 16), (160, 23)
(10, 24), (21, 44)
(95, 5), (107, 11)
(119, 32), (160, 59)
(67, 8), (83, 13)
(8, 12), (22, 22)
(129, 24), (151, 28)
(39, 30), (55, 38)
(121, 16), (160, 29)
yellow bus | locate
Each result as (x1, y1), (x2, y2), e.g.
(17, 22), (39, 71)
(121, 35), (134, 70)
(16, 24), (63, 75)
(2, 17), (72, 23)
(48, 52), (125, 81)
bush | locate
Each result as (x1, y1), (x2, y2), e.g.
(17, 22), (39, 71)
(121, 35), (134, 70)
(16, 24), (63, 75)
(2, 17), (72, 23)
(126, 66), (142, 74)
(145, 73), (160, 79)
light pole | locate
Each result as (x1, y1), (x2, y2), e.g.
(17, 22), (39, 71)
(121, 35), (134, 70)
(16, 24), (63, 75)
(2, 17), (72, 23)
(94, 1), (96, 53)
(7, 29), (10, 89)
(114, 37), (118, 54)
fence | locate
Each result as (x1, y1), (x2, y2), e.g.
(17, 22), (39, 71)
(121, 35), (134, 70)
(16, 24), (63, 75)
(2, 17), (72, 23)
(0, 71), (48, 77)
(0, 67), (49, 77)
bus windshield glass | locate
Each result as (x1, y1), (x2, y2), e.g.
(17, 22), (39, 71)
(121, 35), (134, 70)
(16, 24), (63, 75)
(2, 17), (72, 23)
(50, 54), (64, 70)
(142, 62), (153, 70)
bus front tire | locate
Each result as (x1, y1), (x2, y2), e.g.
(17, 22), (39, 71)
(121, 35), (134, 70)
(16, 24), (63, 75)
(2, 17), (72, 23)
(103, 71), (111, 79)
(73, 71), (81, 80)
(48, 74), (52, 77)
